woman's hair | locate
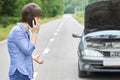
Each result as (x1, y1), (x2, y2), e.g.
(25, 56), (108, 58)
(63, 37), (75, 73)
(21, 3), (42, 22)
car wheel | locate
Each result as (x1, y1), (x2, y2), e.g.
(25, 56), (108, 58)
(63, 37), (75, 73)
(78, 61), (87, 78)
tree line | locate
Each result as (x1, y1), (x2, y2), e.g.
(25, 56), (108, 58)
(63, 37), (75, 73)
(0, 0), (64, 17)
(64, 0), (102, 13)
(0, 0), (102, 17)
(0, 0), (64, 27)
(0, 0), (101, 27)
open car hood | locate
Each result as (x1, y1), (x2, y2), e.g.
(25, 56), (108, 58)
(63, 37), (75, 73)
(85, 30), (120, 39)
(85, 0), (120, 34)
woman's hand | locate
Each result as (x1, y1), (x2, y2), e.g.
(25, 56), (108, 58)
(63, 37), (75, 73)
(30, 17), (40, 45)
(32, 54), (44, 64)
(30, 19), (40, 34)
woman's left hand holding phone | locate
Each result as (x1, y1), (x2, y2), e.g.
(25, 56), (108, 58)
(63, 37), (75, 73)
(30, 18), (40, 45)
(31, 19), (40, 34)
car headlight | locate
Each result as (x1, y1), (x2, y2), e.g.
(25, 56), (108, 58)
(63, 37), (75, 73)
(81, 49), (103, 57)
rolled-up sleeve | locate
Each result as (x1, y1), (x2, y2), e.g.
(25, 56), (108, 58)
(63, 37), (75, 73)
(13, 30), (35, 56)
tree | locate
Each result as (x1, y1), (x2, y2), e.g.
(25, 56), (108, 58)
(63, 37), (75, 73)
(0, 0), (3, 16)
(64, 0), (100, 13)
(1, 0), (17, 16)
(41, 0), (64, 17)
(14, 0), (26, 17)
(64, 0), (82, 13)
(88, 0), (97, 4)
(0, 0), (64, 17)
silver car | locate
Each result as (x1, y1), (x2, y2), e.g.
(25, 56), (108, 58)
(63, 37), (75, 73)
(73, 0), (120, 78)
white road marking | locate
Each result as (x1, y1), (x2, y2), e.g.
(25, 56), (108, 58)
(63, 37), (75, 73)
(56, 29), (60, 32)
(54, 32), (58, 36)
(43, 48), (50, 54)
(32, 72), (38, 80)
(59, 23), (63, 28)
(56, 22), (63, 32)
(49, 38), (54, 42)
(34, 22), (64, 80)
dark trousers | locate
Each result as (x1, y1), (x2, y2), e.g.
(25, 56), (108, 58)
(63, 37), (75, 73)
(9, 69), (30, 80)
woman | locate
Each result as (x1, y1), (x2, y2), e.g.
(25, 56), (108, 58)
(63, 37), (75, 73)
(7, 3), (43, 80)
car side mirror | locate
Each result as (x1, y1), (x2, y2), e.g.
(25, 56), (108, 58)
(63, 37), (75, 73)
(72, 32), (82, 38)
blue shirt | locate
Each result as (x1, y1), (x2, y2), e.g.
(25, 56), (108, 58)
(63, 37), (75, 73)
(7, 23), (35, 79)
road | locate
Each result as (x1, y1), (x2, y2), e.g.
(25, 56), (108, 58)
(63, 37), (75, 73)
(1, 14), (120, 80)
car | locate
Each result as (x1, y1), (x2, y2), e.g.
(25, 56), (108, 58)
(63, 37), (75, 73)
(72, 0), (120, 78)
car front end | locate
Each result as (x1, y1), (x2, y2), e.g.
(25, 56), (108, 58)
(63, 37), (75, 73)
(73, 0), (120, 78)
(79, 30), (120, 73)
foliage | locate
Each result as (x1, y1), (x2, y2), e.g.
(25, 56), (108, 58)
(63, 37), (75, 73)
(64, 0), (85, 13)
(0, 17), (21, 28)
(0, 0), (64, 28)
(0, 0), (64, 17)
(0, 0), (98, 18)
(0, 0), (17, 16)
(0, 24), (14, 41)
(72, 11), (84, 25)
(41, 0), (64, 17)
(88, 0), (99, 4)
(14, 0), (26, 17)
(64, 0), (101, 13)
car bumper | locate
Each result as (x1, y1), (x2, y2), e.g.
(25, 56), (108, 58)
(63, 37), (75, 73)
(79, 56), (120, 72)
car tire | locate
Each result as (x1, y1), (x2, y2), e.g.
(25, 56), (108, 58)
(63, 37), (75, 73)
(78, 61), (87, 78)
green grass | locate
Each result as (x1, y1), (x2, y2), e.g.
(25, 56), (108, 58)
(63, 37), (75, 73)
(72, 11), (84, 25)
(0, 24), (14, 41)
(0, 15), (63, 41)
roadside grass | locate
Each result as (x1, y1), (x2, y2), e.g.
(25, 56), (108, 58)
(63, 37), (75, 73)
(72, 11), (84, 25)
(0, 24), (14, 41)
(0, 15), (63, 41)
(41, 15), (62, 24)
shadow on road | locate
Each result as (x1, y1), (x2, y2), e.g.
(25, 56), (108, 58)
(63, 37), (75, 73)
(85, 72), (120, 80)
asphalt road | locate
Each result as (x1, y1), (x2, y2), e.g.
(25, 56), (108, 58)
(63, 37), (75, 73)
(1, 14), (120, 80)
(33, 14), (83, 80)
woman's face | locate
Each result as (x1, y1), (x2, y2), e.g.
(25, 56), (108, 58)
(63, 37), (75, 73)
(35, 17), (40, 24)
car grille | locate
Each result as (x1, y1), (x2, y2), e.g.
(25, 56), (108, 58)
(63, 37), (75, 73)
(102, 51), (110, 57)
(101, 51), (120, 57)
(91, 64), (120, 69)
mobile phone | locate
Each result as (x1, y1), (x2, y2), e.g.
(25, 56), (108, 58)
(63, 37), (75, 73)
(27, 19), (36, 28)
